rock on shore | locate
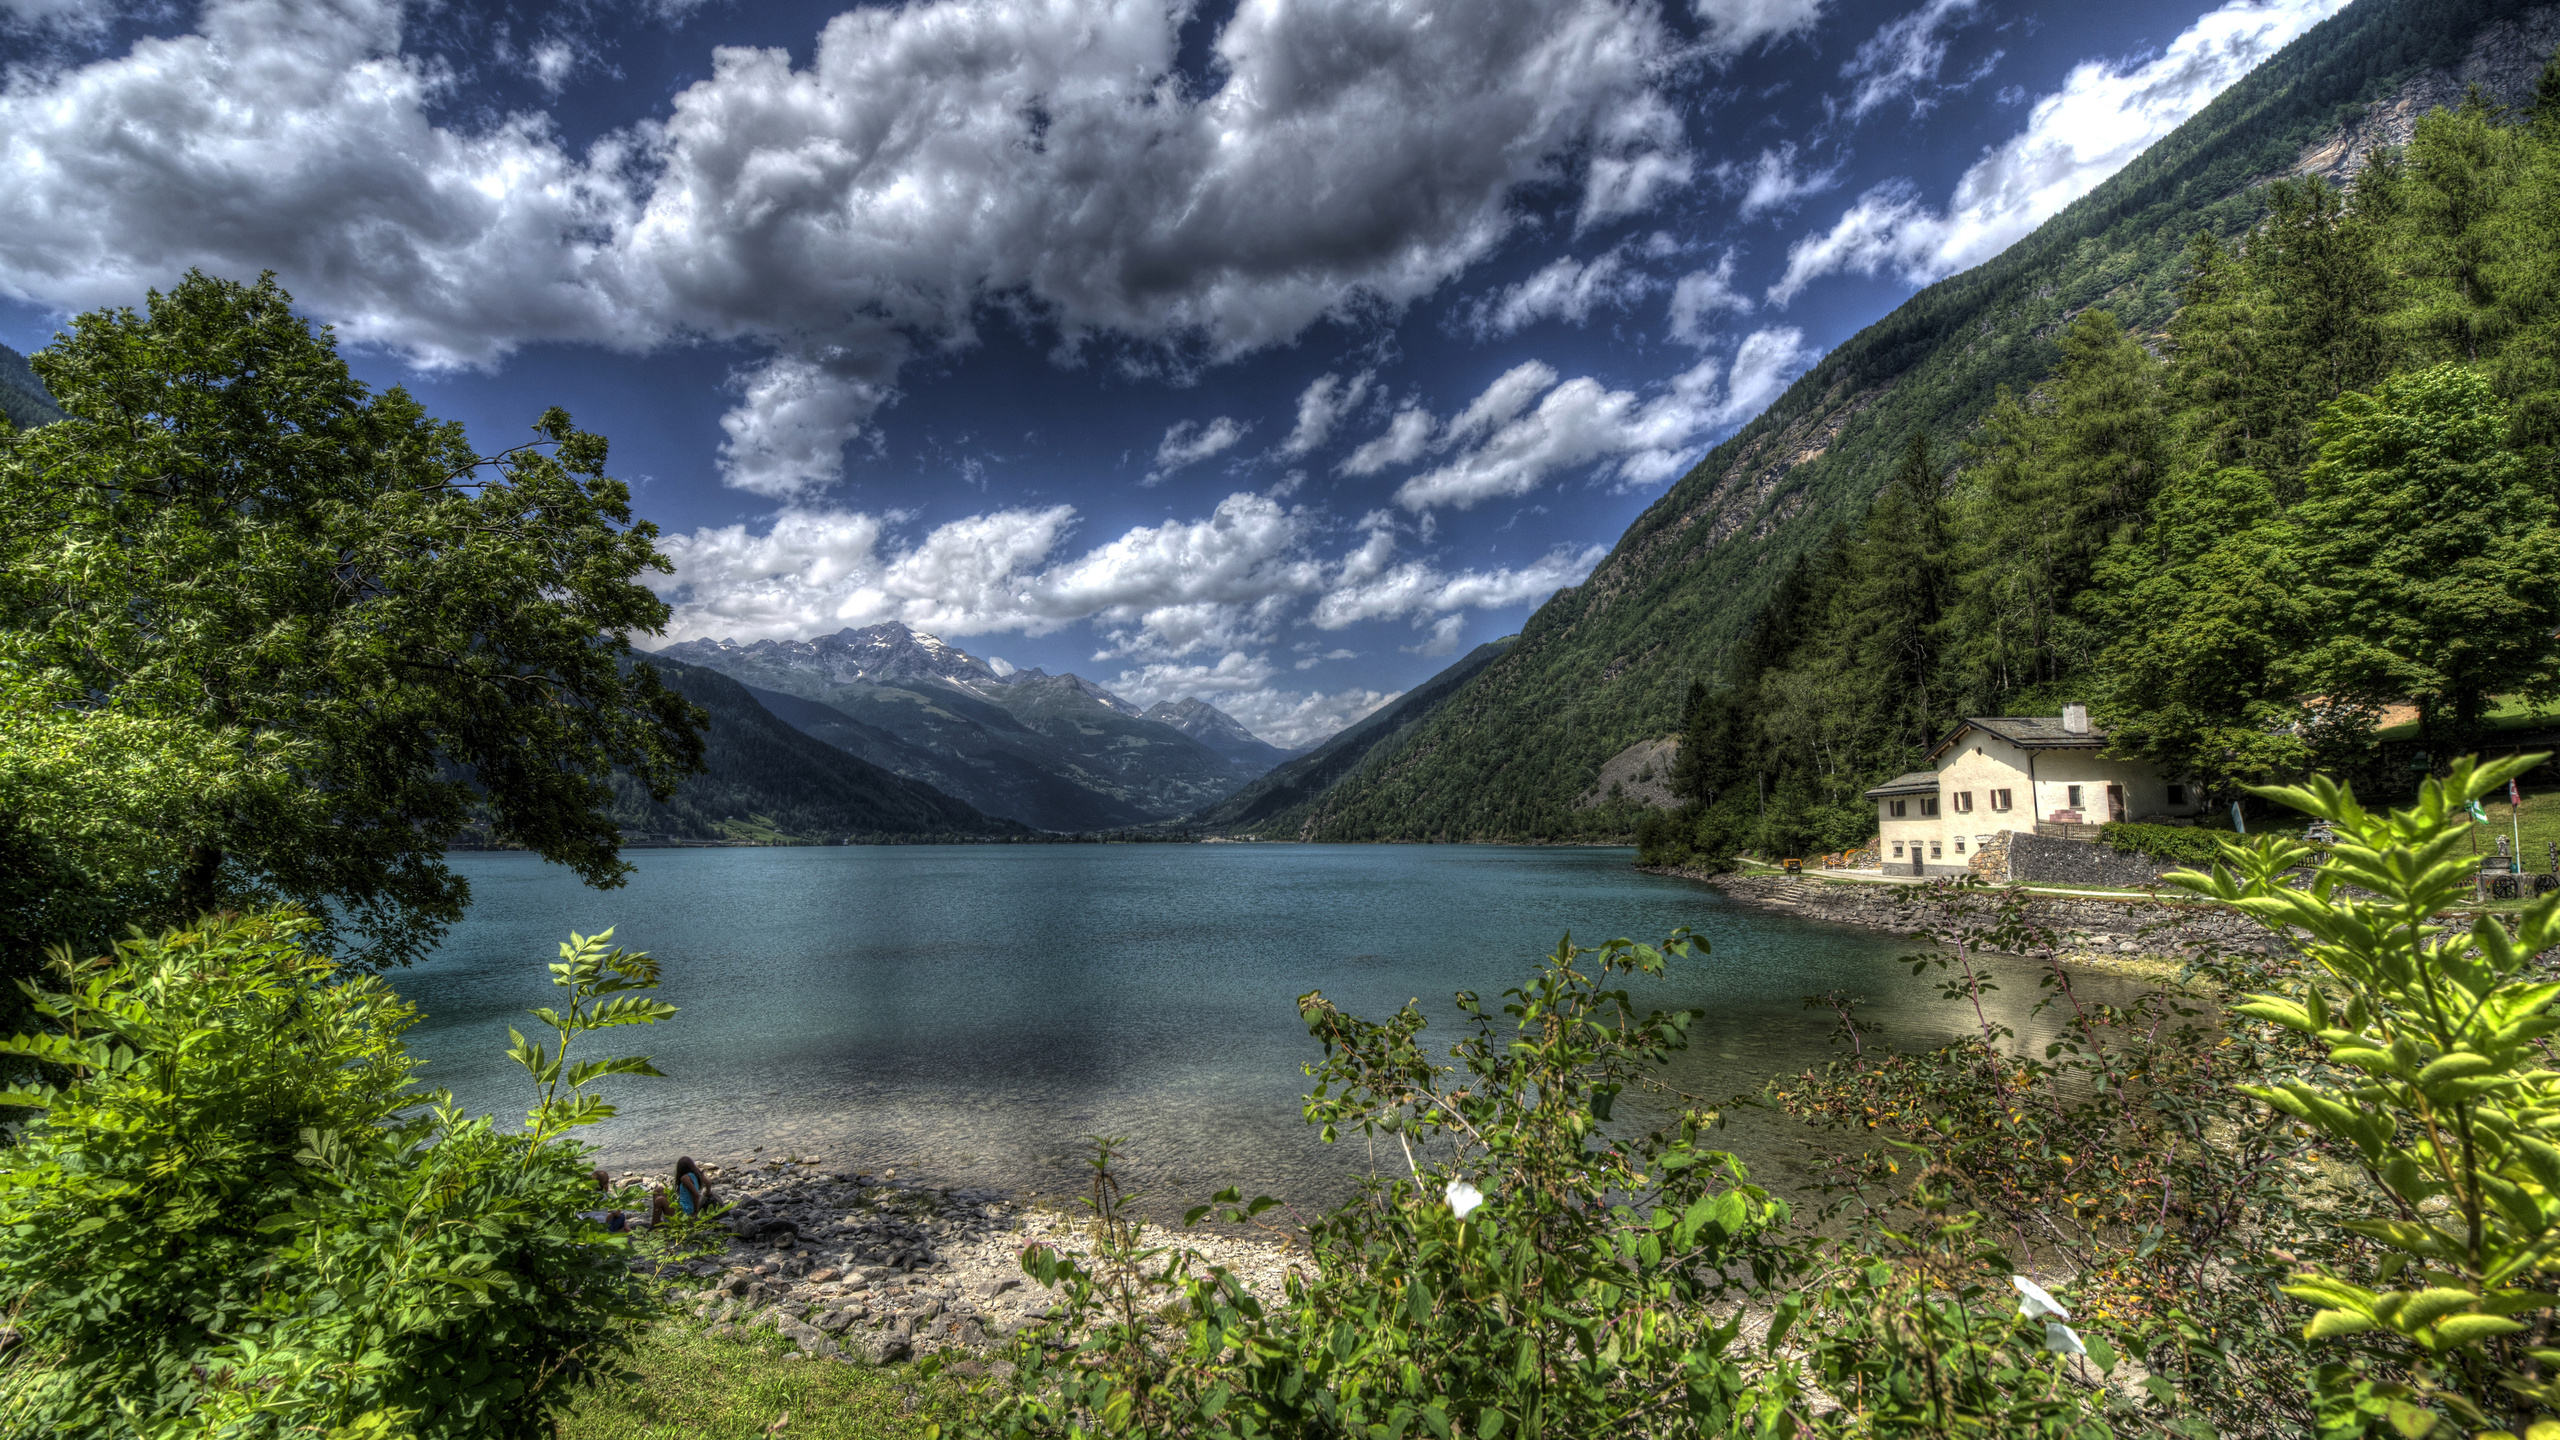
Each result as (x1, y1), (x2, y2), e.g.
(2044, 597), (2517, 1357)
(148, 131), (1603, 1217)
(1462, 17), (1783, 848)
(624, 1158), (1305, 1369)
(1665, 869), (2286, 973)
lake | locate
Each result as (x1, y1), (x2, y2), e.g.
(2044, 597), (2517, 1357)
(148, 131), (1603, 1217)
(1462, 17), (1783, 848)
(397, 844), (2115, 1213)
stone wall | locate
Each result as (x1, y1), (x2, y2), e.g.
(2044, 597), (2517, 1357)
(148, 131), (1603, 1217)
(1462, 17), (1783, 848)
(2000, 830), (2178, 888)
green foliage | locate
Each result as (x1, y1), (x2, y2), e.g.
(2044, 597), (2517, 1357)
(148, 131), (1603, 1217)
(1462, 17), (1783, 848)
(0, 271), (706, 971)
(2096, 819), (2234, 864)
(2292, 364), (2560, 749)
(0, 913), (676, 1439)
(2179, 754), (2560, 1434)
(967, 933), (1803, 1437)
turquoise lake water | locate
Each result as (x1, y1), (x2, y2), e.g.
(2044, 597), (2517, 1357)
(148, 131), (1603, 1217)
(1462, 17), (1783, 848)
(398, 845), (2111, 1213)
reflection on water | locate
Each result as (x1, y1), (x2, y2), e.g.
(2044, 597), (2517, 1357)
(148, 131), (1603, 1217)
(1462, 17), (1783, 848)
(397, 845), (2140, 1213)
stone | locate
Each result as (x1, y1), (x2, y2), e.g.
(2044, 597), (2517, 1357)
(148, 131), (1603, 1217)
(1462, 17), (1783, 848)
(857, 1331), (913, 1365)
(976, 1277), (1020, 1299)
(808, 1268), (842, 1285)
(815, 1308), (861, 1334)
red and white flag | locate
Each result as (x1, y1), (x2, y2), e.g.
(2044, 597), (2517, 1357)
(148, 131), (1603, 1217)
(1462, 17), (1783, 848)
(2514, 778), (2526, 808)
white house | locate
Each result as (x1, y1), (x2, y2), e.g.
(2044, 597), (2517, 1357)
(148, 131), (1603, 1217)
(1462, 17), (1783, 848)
(1862, 705), (2202, 876)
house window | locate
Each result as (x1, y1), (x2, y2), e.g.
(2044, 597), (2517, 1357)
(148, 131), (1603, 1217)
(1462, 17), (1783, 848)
(1954, 837), (1966, 853)
(1990, 788), (2012, 812)
(2167, 783), (2188, 806)
(1888, 799), (1907, 818)
(2066, 784), (2083, 809)
(1892, 842), (1904, 858)
(1953, 791), (1973, 813)
(1930, 842), (1942, 858)
(1920, 797), (1940, 817)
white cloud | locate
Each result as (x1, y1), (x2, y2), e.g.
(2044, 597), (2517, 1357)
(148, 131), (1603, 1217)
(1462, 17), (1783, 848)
(1390, 356), (1682, 510)
(1443, 361), (1561, 451)
(1692, 0), (1827, 57)
(1577, 92), (1695, 230)
(1279, 371), (1373, 458)
(1776, 0), (2350, 304)
(1716, 326), (1816, 430)
(1341, 406), (1436, 477)
(1713, 142), (1839, 218)
(718, 349), (903, 498)
(1668, 251), (1750, 346)
(1468, 252), (1649, 335)
(1843, 0), (1980, 119)
(0, 0), (1697, 493)
(1313, 527), (1605, 627)
(1147, 416), (1248, 483)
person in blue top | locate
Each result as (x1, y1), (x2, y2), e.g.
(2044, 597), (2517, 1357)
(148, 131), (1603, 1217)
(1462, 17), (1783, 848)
(672, 1157), (715, 1218)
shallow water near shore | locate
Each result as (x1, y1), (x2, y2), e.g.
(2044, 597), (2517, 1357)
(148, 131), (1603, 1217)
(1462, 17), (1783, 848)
(398, 845), (2139, 1215)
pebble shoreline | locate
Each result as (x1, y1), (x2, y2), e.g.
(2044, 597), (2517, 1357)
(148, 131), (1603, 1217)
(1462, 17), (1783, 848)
(617, 1156), (1307, 1371)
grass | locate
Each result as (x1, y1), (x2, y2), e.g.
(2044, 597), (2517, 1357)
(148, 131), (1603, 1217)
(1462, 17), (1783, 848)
(2374, 696), (2560, 743)
(560, 1317), (982, 1440)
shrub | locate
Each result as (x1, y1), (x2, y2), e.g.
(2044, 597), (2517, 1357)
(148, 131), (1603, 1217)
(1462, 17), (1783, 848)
(2097, 819), (2227, 864)
(970, 932), (1810, 1437)
(0, 913), (673, 1439)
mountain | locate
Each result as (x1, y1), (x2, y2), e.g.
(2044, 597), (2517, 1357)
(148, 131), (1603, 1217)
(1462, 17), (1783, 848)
(1141, 698), (1295, 771)
(609, 657), (1025, 843)
(0, 345), (64, 431)
(654, 622), (1279, 830)
(1193, 636), (1517, 836)
(1289, 0), (2560, 844)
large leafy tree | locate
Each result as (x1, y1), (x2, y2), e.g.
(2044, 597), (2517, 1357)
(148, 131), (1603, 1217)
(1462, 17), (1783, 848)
(0, 271), (705, 971)
(2292, 363), (2560, 752)
(2094, 466), (2325, 798)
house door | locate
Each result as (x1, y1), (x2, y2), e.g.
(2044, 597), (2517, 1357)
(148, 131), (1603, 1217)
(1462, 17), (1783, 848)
(1912, 850), (1925, 876)
(2107, 784), (2126, 823)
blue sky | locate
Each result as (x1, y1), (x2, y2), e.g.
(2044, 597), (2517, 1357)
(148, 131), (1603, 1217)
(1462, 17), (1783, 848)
(0, 0), (2347, 746)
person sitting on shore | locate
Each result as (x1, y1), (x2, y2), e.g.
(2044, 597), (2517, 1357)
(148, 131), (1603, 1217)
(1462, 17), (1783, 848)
(673, 1157), (715, 1218)
(648, 1185), (672, 1227)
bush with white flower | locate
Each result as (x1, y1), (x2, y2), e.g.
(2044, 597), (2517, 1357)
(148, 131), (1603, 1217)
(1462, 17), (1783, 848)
(968, 932), (1800, 1438)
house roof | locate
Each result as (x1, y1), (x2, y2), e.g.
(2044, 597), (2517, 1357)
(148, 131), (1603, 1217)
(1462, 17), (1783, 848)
(1864, 770), (1941, 798)
(1927, 715), (2109, 761)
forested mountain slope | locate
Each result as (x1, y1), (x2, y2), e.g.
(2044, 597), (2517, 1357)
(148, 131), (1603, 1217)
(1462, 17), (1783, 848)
(1204, 636), (1515, 835)
(607, 658), (1025, 843)
(0, 345), (64, 430)
(1300, 0), (2560, 843)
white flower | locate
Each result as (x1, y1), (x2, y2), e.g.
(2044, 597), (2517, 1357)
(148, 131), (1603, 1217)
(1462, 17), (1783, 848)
(1445, 1179), (1486, 1220)
(2012, 1275), (2070, 1321)
(2044, 1321), (2087, 1356)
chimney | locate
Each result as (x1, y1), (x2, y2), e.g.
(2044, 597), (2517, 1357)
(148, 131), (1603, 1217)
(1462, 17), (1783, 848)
(2062, 703), (2088, 735)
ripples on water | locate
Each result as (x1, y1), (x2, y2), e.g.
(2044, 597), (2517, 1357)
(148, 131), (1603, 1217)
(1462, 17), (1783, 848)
(397, 845), (2141, 1214)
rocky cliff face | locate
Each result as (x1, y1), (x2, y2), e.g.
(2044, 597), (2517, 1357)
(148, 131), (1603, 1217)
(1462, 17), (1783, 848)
(2294, 4), (2560, 182)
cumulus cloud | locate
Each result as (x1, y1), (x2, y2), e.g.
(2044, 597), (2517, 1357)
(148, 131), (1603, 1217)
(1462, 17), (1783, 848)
(1468, 251), (1650, 335)
(718, 348), (903, 498)
(1313, 519), (1604, 627)
(1280, 371), (1373, 458)
(1668, 252), (1752, 345)
(0, 0), (1697, 492)
(1147, 416), (1249, 484)
(1578, 92), (1696, 230)
(652, 489), (1585, 658)
(1776, 0), (2349, 304)
(1714, 142), (1840, 218)
(1342, 406), (1437, 477)
(1387, 334), (1812, 511)
(1692, 0), (1828, 57)
(1842, 0), (1980, 119)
